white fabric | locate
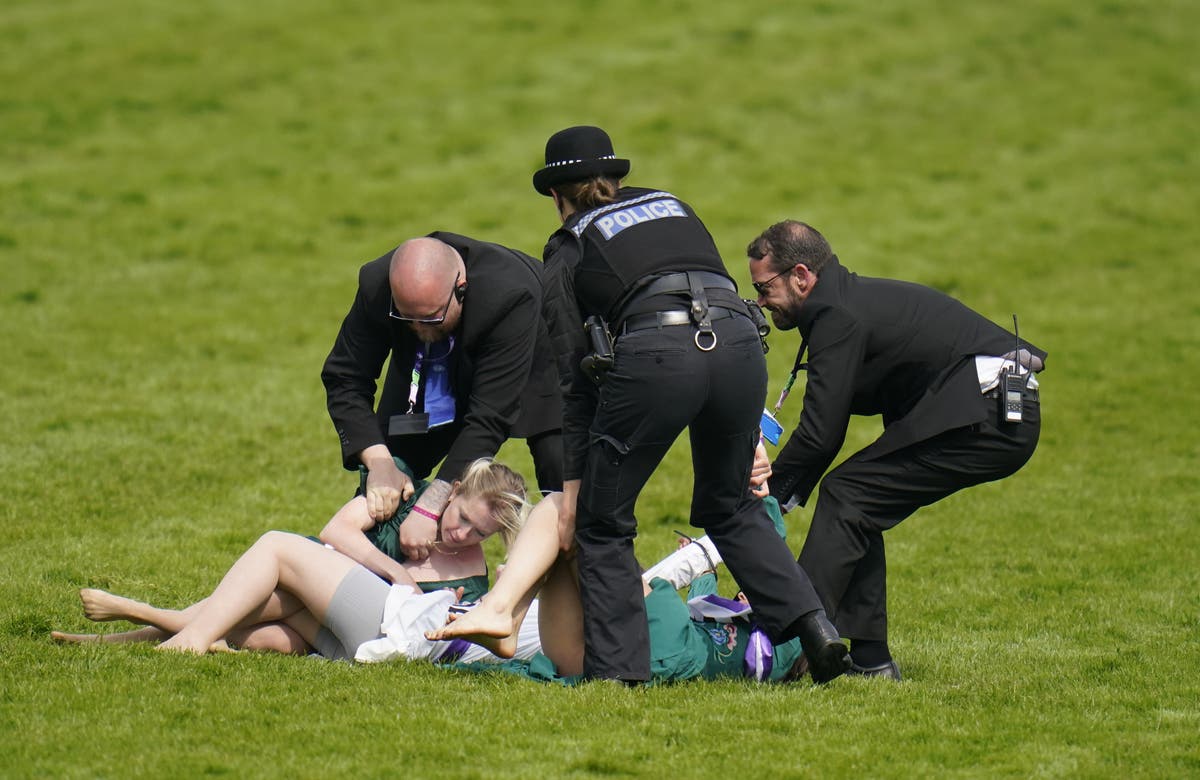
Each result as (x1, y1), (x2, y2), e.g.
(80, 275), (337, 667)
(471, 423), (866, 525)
(641, 534), (722, 589)
(358, 528), (731, 666)
(355, 585), (454, 663)
(975, 355), (1040, 394)
(353, 585), (543, 665)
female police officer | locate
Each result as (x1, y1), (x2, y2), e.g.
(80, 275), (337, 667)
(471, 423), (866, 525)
(534, 126), (850, 684)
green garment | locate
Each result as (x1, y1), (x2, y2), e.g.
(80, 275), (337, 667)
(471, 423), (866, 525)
(357, 457), (426, 562)
(680, 494), (803, 680)
(764, 494), (787, 538)
(451, 493), (802, 683)
(449, 578), (803, 684)
(357, 456), (489, 602)
(415, 575), (488, 603)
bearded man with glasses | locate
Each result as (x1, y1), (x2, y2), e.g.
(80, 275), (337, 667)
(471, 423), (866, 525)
(322, 234), (563, 562)
(746, 219), (1046, 680)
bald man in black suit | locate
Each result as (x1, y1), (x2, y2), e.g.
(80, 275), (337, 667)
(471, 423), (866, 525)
(323, 233), (562, 561)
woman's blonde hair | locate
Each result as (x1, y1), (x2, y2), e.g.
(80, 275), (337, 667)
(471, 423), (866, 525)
(454, 458), (529, 546)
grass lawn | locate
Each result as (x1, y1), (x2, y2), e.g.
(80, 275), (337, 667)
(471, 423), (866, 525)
(2, 0), (1197, 777)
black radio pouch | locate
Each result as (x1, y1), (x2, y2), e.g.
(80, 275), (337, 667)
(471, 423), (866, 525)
(743, 299), (771, 354)
(580, 315), (615, 384)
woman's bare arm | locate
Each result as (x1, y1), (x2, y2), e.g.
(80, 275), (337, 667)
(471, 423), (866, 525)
(319, 497), (416, 586)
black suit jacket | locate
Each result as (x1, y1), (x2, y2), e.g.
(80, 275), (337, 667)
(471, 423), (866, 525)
(322, 231), (561, 482)
(771, 255), (1046, 507)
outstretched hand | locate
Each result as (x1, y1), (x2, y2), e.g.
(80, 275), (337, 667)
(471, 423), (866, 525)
(749, 440), (772, 498)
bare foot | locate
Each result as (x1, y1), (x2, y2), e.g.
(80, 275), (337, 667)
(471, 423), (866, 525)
(51, 631), (103, 644)
(155, 634), (209, 655)
(79, 589), (145, 623)
(425, 606), (518, 658)
(51, 626), (165, 645)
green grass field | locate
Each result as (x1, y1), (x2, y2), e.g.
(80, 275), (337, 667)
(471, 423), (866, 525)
(2, 0), (1197, 776)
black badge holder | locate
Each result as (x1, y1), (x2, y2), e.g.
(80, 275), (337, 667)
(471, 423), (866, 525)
(389, 413), (431, 435)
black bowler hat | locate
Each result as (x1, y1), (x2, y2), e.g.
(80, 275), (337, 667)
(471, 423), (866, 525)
(532, 125), (631, 196)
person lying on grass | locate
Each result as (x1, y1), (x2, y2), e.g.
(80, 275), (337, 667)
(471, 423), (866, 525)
(426, 491), (813, 684)
(52, 458), (530, 659)
(54, 445), (804, 681)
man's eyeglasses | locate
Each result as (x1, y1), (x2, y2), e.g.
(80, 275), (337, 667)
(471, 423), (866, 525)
(751, 266), (795, 296)
(390, 272), (461, 324)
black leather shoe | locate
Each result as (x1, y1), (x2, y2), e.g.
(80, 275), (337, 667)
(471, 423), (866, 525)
(847, 659), (902, 681)
(794, 611), (851, 684)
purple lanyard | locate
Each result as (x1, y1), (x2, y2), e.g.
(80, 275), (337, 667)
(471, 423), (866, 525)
(406, 337), (454, 413)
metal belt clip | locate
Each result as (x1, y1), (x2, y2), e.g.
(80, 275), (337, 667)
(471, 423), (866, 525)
(687, 272), (717, 351)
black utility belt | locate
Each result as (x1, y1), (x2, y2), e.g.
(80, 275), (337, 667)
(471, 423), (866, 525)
(630, 270), (736, 299)
(621, 306), (741, 334)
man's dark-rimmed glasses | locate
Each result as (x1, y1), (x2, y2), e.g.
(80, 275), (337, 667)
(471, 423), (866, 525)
(751, 266), (795, 297)
(389, 272), (461, 324)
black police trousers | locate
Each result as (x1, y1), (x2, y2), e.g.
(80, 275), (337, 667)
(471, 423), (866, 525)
(575, 314), (826, 681)
(799, 393), (1041, 643)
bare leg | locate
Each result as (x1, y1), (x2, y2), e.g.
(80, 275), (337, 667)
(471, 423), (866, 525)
(56, 548), (332, 655)
(232, 606), (326, 654)
(440, 537), (646, 673)
(534, 533), (670, 674)
(76, 589), (203, 629)
(71, 587), (306, 636)
(54, 582), (320, 654)
(426, 494), (564, 648)
(49, 591), (205, 645)
(228, 622), (312, 655)
(536, 556), (586, 675)
(52, 621), (314, 654)
(51, 626), (167, 645)
(158, 531), (358, 654)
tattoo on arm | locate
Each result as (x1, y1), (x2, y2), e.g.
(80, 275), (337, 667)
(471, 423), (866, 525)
(414, 479), (452, 514)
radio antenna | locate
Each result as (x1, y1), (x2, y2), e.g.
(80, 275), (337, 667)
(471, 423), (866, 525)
(1012, 314), (1029, 389)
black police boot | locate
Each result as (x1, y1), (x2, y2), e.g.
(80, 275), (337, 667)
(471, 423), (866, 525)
(792, 610), (851, 684)
(847, 660), (902, 681)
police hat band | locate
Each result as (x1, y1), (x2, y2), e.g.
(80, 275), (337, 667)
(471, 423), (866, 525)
(544, 154), (618, 168)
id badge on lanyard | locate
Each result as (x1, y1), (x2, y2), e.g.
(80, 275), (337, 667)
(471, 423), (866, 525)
(387, 338), (456, 436)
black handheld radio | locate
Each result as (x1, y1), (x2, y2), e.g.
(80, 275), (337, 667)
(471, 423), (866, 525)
(1001, 315), (1027, 423)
